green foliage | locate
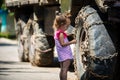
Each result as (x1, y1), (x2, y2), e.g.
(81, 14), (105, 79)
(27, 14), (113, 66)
(0, 32), (16, 39)
(1, 3), (7, 10)
(0, 0), (7, 10)
(0, 0), (14, 16)
(61, 0), (71, 13)
(8, 12), (14, 16)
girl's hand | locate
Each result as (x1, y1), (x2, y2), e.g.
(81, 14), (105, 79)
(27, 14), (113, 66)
(71, 39), (77, 44)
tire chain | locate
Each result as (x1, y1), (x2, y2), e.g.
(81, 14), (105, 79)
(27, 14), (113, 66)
(74, 6), (118, 79)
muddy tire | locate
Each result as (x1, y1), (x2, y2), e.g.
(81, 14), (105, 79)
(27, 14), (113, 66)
(17, 36), (30, 62)
(18, 39), (24, 61)
(16, 19), (30, 62)
(74, 6), (117, 80)
(29, 21), (54, 66)
(29, 35), (54, 66)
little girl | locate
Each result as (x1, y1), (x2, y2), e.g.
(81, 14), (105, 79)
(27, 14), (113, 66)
(53, 14), (76, 80)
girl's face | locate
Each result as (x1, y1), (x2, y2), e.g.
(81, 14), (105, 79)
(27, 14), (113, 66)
(63, 17), (71, 30)
(61, 17), (71, 31)
(60, 24), (68, 31)
(66, 17), (71, 25)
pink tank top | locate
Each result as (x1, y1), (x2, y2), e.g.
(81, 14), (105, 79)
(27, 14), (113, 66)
(54, 30), (73, 62)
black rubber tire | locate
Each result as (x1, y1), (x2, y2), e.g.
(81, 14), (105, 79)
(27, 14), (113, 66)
(16, 18), (30, 62)
(18, 38), (29, 62)
(74, 26), (85, 80)
(18, 38), (24, 61)
(74, 6), (117, 80)
(29, 35), (54, 67)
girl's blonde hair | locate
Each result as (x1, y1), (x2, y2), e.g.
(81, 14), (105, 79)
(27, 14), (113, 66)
(53, 15), (67, 30)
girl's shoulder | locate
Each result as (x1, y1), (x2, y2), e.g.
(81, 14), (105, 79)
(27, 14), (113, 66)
(55, 30), (67, 39)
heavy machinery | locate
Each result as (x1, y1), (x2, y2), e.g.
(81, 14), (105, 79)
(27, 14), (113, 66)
(70, 0), (120, 80)
(5, 0), (120, 80)
(5, 0), (60, 66)
(56, 0), (119, 80)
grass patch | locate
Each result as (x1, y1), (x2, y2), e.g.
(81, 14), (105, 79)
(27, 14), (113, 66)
(0, 32), (16, 39)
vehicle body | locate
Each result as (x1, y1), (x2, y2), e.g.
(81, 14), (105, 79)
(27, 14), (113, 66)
(5, 0), (120, 80)
(5, 0), (60, 66)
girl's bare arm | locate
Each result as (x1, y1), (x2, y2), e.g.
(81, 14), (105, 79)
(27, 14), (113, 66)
(59, 33), (76, 47)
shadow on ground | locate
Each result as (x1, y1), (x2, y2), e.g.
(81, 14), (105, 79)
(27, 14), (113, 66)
(53, 58), (75, 72)
(0, 43), (17, 46)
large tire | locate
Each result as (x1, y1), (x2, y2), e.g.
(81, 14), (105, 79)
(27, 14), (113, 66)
(74, 6), (117, 80)
(18, 35), (30, 62)
(18, 38), (24, 61)
(29, 34), (54, 66)
(16, 19), (30, 62)
(29, 21), (54, 66)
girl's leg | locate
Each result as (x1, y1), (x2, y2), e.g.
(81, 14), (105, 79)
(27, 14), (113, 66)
(60, 62), (63, 80)
(60, 59), (71, 80)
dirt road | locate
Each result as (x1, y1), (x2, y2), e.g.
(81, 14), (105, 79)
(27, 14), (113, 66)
(0, 38), (77, 80)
